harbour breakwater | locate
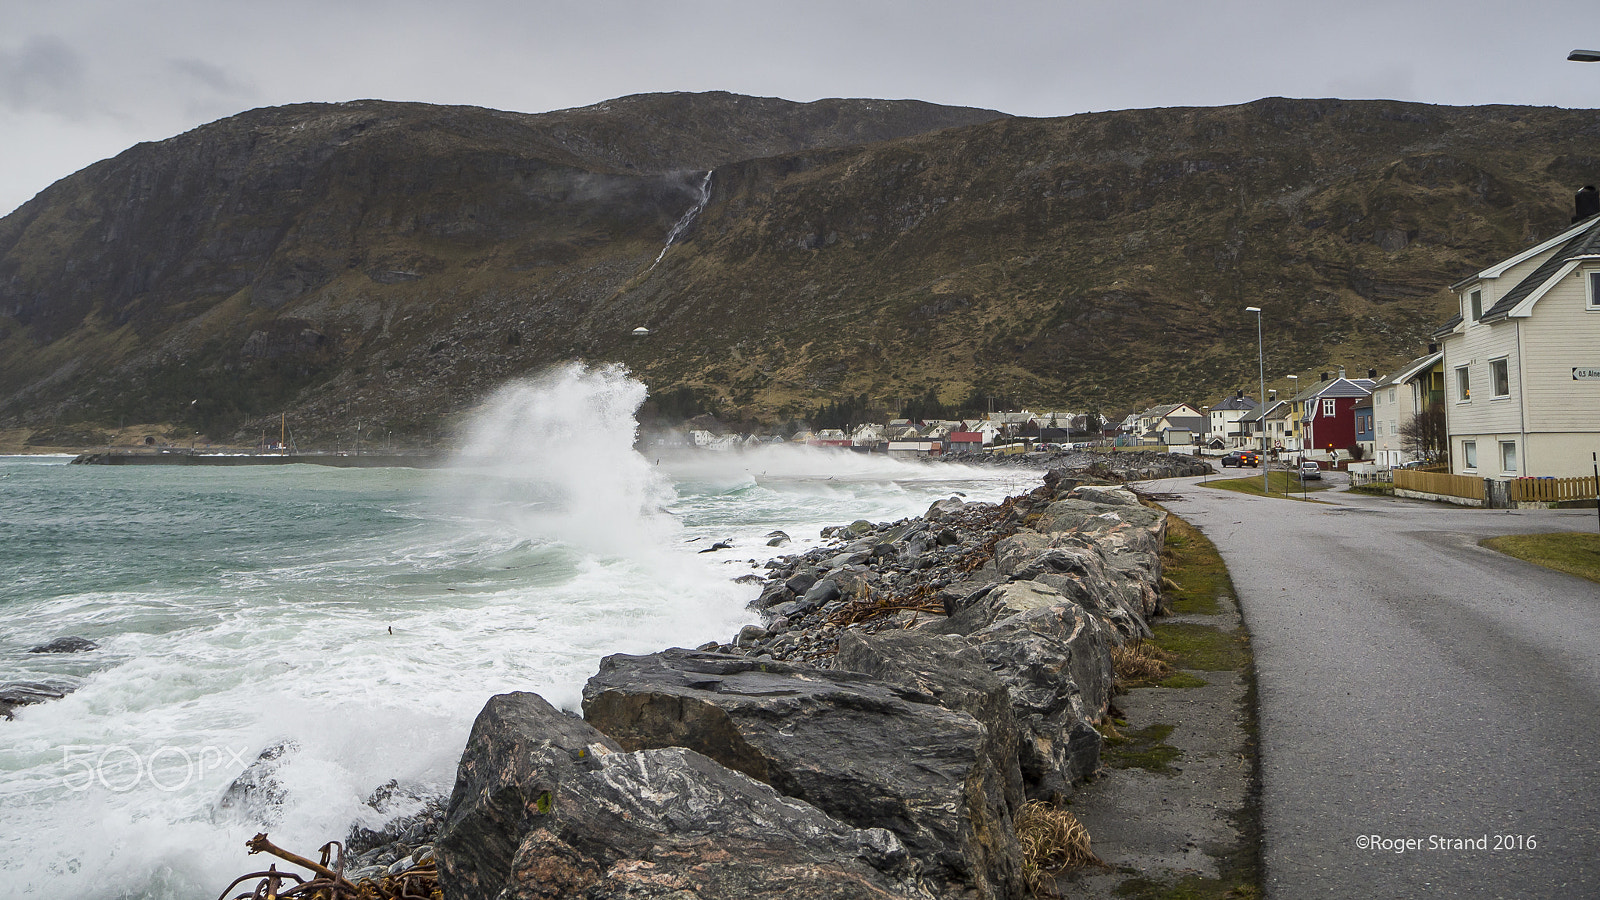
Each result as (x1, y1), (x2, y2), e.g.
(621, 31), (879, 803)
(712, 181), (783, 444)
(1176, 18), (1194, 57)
(338, 451), (1206, 900)
(70, 450), (447, 468)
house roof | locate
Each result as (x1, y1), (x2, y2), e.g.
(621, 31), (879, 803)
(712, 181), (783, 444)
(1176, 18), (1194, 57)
(1438, 213), (1600, 335)
(1371, 351), (1443, 390)
(1290, 376), (1373, 403)
(1482, 215), (1600, 323)
(1139, 403), (1195, 420)
(1240, 400), (1292, 423)
(1164, 416), (1207, 432)
(1431, 313), (1463, 340)
(1210, 395), (1259, 412)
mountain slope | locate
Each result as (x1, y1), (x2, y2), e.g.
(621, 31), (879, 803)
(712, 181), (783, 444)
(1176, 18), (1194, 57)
(1, 92), (1597, 443)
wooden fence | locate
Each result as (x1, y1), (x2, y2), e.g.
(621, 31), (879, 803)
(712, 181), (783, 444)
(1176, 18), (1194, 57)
(1510, 475), (1599, 503)
(1394, 468), (1485, 501)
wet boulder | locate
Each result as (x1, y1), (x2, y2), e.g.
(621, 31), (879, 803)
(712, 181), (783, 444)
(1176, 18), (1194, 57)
(582, 649), (1025, 899)
(831, 630), (1025, 817)
(437, 691), (928, 900)
(27, 636), (99, 653)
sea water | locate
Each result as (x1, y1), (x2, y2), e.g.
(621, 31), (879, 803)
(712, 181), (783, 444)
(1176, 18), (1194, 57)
(0, 364), (1033, 899)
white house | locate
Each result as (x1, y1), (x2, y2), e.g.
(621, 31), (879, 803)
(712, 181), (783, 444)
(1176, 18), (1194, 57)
(1205, 393), (1259, 448)
(1369, 350), (1443, 469)
(1431, 189), (1600, 479)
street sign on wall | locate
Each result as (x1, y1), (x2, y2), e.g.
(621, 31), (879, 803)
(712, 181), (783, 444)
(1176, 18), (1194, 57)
(1574, 367), (1600, 380)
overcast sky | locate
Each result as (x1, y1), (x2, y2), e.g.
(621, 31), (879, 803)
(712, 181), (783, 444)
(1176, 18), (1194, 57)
(3, 0), (1597, 216)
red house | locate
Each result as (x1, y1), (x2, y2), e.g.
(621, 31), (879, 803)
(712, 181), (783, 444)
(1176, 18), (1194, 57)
(1292, 371), (1376, 457)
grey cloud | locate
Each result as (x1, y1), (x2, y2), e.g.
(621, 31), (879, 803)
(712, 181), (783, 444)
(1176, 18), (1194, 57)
(169, 58), (256, 98)
(0, 35), (89, 115)
(168, 57), (260, 119)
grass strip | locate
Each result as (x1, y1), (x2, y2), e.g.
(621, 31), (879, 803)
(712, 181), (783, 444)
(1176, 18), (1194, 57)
(1161, 514), (1235, 615)
(1206, 470), (1332, 499)
(1480, 532), (1600, 584)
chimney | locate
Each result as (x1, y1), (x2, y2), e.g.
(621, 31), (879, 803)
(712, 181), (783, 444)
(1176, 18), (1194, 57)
(1368, 368), (1377, 379)
(1320, 372), (1330, 382)
(1339, 366), (1347, 379)
(1427, 342), (1438, 354)
(1236, 389), (1243, 399)
(1575, 185), (1599, 223)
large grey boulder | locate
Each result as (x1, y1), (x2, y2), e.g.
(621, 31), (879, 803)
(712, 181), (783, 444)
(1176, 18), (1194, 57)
(831, 631), (1025, 816)
(972, 610), (1113, 799)
(988, 533), (1149, 640)
(437, 691), (928, 900)
(922, 581), (1115, 801)
(582, 650), (1026, 899)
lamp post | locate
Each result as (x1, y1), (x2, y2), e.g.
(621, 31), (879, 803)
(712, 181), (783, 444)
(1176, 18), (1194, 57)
(1245, 307), (1268, 494)
(1285, 374), (1298, 454)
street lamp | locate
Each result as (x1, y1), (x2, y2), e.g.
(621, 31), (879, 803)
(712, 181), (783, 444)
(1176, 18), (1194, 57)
(1285, 374), (1298, 453)
(1245, 307), (1268, 494)
(1569, 49), (1600, 62)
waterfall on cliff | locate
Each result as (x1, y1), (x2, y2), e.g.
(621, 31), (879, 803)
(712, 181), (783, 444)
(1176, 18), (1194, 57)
(648, 170), (713, 271)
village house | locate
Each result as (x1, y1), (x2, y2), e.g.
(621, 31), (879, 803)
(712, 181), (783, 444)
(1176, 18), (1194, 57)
(1431, 187), (1600, 480)
(1369, 349), (1444, 469)
(1239, 400), (1294, 455)
(1288, 370), (1376, 460)
(1205, 392), (1259, 448)
(1133, 403), (1203, 445)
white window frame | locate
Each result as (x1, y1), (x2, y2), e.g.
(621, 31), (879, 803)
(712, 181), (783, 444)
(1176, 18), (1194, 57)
(1455, 365), (1471, 402)
(1469, 289), (1483, 322)
(1463, 440), (1478, 470)
(1500, 441), (1517, 474)
(1322, 398), (1336, 416)
(1490, 357), (1510, 399)
(1590, 271), (1600, 311)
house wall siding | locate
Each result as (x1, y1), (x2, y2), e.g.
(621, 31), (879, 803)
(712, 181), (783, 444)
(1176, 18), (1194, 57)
(1520, 268), (1600, 434)
(1447, 321), (1522, 430)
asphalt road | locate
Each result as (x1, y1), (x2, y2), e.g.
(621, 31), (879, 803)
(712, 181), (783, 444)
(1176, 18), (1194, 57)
(1145, 469), (1600, 899)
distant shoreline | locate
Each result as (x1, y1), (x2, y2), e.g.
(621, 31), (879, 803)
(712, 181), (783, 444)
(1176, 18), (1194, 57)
(68, 449), (448, 468)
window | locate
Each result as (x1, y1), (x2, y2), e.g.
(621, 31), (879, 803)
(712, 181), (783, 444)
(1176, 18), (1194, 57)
(1469, 289), (1483, 321)
(1590, 271), (1600, 310)
(1455, 366), (1471, 402)
(1388, 386), (1396, 403)
(1322, 399), (1336, 416)
(1463, 440), (1477, 469)
(1500, 441), (1517, 473)
(1491, 358), (1510, 398)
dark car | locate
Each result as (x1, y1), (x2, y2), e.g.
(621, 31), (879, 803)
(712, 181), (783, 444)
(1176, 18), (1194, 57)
(1221, 451), (1260, 468)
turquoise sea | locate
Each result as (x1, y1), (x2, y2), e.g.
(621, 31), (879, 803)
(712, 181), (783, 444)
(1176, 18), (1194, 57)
(0, 365), (1031, 899)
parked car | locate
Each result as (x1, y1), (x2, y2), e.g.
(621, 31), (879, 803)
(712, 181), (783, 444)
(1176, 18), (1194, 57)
(1221, 451), (1260, 468)
(1298, 460), (1322, 480)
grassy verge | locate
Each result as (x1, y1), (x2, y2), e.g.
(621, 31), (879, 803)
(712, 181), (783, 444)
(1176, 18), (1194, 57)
(1161, 514), (1233, 615)
(1100, 721), (1181, 774)
(1480, 532), (1600, 584)
(1345, 482), (1394, 497)
(1207, 470), (1332, 499)
(1071, 509), (1262, 900)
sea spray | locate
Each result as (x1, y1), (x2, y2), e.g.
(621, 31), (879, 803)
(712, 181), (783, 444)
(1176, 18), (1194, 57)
(452, 362), (679, 557)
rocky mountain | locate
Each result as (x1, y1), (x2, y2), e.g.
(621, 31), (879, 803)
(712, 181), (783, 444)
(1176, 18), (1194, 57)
(2, 91), (1598, 444)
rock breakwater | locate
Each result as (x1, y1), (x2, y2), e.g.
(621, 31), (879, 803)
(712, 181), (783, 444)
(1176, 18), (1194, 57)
(424, 453), (1200, 899)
